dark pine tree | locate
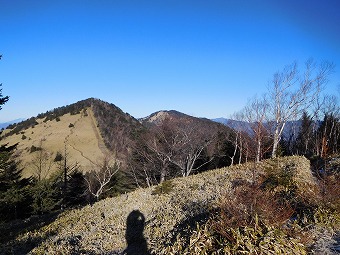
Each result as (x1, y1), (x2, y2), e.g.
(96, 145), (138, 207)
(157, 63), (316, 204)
(295, 112), (314, 157)
(0, 144), (33, 221)
(64, 170), (88, 207)
(0, 84), (9, 110)
(0, 57), (33, 221)
(0, 55), (9, 110)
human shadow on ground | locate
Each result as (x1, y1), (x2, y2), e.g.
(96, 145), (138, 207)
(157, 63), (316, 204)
(123, 210), (150, 255)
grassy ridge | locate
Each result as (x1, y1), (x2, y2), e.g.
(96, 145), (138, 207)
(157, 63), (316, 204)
(0, 98), (146, 178)
(1, 156), (339, 254)
(1, 109), (105, 178)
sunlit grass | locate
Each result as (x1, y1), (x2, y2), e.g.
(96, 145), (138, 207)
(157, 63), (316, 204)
(1, 156), (339, 254)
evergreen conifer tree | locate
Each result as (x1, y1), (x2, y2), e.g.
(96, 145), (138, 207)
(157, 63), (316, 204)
(0, 142), (33, 221)
(295, 112), (314, 157)
(0, 56), (32, 221)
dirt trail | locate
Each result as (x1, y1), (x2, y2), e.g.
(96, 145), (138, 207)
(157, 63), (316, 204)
(64, 114), (82, 145)
(68, 143), (96, 165)
(63, 108), (109, 165)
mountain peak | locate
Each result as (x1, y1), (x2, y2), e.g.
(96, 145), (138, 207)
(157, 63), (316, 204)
(0, 98), (145, 177)
(140, 110), (193, 125)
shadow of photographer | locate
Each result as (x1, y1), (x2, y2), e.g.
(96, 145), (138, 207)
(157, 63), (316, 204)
(123, 210), (150, 255)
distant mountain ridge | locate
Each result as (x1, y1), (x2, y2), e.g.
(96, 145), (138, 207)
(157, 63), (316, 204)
(212, 118), (253, 134)
(140, 110), (213, 126)
(212, 117), (304, 139)
(0, 118), (26, 130)
(141, 110), (233, 137)
(139, 110), (187, 125)
(1, 98), (312, 179)
(2, 111), (307, 144)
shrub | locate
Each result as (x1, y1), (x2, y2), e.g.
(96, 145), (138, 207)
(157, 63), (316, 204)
(213, 183), (294, 237)
(82, 109), (88, 117)
(54, 151), (63, 162)
(318, 173), (340, 215)
(163, 219), (306, 255)
(152, 180), (175, 195)
(328, 157), (340, 174)
(30, 145), (42, 153)
(68, 123), (74, 128)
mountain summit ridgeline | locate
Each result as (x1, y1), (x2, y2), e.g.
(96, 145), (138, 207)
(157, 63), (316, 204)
(0, 98), (234, 178)
(0, 98), (145, 177)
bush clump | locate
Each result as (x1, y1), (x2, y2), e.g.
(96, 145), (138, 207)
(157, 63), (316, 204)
(30, 145), (42, 153)
(152, 180), (175, 195)
(159, 157), (339, 254)
(54, 151), (63, 162)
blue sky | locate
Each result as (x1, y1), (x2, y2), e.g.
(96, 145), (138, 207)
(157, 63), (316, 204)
(0, 0), (339, 122)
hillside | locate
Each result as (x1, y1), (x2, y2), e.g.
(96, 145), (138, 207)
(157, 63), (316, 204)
(1, 156), (339, 254)
(0, 99), (239, 179)
(0, 99), (236, 182)
(142, 110), (231, 134)
(0, 108), (105, 177)
(0, 98), (145, 177)
(138, 109), (238, 175)
(141, 109), (235, 151)
(140, 110), (188, 125)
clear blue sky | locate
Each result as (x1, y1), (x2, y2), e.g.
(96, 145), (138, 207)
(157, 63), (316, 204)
(1, 0), (339, 122)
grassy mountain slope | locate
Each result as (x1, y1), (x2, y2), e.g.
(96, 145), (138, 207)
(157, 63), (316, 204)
(2, 156), (338, 254)
(1, 108), (105, 177)
(0, 98), (145, 177)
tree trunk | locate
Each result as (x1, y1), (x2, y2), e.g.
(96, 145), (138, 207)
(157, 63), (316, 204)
(272, 134), (279, 158)
(272, 122), (285, 158)
(256, 139), (261, 162)
(159, 168), (166, 184)
(238, 139), (243, 164)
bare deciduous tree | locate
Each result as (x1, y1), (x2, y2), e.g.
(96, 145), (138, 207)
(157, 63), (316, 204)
(30, 141), (54, 181)
(243, 95), (271, 162)
(128, 124), (172, 187)
(85, 156), (120, 201)
(232, 95), (271, 163)
(137, 118), (216, 178)
(316, 95), (340, 157)
(226, 112), (244, 165)
(161, 119), (215, 177)
(269, 60), (334, 157)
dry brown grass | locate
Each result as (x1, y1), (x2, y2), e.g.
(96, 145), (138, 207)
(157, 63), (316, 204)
(1, 156), (338, 254)
(1, 108), (107, 177)
(214, 184), (294, 233)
